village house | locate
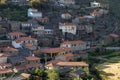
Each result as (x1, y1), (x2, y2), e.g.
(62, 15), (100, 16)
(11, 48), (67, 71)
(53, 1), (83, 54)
(31, 25), (45, 37)
(34, 47), (72, 58)
(8, 21), (21, 31)
(0, 63), (12, 77)
(77, 25), (93, 34)
(55, 53), (80, 61)
(70, 70), (86, 79)
(59, 23), (77, 35)
(7, 31), (26, 40)
(20, 22), (33, 34)
(46, 61), (88, 70)
(61, 13), (72, 19)
(58, 0), (75, 5)
(44, 29), (53, 36)
(12, 36), (38, 49)
(90, 1), (101, 8)
(25, 56), (41, 70)
(45, 60), (63, 69)
(28, 8), (42, 18)
(0, 53), (8, 64)
(0, 27), (7, 35)
(104, 33), (119, 44)
(36, 17), (49, 23)
(3, 46), (18, 57)
(0, 53), (12, 76)
(73, 16), (95, 24)
(90, 9), (109, 17)
(13, 55), (41, 72)
(60, 40), (87, 52)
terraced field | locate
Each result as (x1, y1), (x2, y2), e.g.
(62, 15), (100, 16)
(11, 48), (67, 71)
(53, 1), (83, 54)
(97, 63), (120, 80)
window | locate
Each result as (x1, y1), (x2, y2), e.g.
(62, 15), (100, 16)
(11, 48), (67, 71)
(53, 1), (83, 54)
(72, 27), (74, 30)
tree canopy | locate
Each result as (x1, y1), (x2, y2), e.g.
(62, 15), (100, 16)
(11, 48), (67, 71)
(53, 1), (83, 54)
(46, 68), (60, 80)
(29, 0), (48, 8)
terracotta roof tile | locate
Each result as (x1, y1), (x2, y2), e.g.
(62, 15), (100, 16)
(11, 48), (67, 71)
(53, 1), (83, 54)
(21, 22), (33, 24)
(3, 46), (18, 52)
(47, 60), (64, 64)
(61, 40), (86, 45)
(21, 73), (30, 78)
(39, 47), (72, 54)
(25, 56), (40, 61)
(64, 53), (75, 61)
(46, 63), (55, 67)
(25, 44), (33, 47)
(62, 13), (71, 16)
(60, 23), (75, 26)
(36, 17), (49, 20)
(15, 37), (37, 43)
(0, 68), (12, 74)
(26, 63), (40, 69)
(15, 65), (26, 71)
(0, 63), (12, 67)
(110, 33), (119, 38)
(57, 62), (88, 67)
(8, 31), (26, 36)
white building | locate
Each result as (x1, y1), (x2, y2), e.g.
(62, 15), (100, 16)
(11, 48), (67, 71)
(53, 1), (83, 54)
(61, 13), (72, 19)
(60, 40), (87, 52)
(20, 22), (33, 33)
(90, 1), (101, 8)
(7, 31), (26, 40)
(12, 37), (37, 48)
(31, 25), (45, 36)
(44, 29), (53, 35)
(59, 23), (77, 35)
(28, 8), (42, 18)
(0, 53), (7, 64)
(58, 0), (75, 5)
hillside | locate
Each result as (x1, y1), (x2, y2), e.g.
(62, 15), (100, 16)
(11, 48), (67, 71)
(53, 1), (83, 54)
(109, 0), (120, 18)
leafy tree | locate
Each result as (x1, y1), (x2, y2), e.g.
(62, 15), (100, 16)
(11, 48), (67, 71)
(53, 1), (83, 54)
(32, 68), (45, 77)
(73, 77), (83, 80)
(29, 0), (48, 8)
(46, 68), (60, 80)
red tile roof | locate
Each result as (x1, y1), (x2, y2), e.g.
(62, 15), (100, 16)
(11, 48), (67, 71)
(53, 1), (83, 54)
(21, 22), (33, 24)
(60, 23), (75, 26)
(0, 53), (9, 57)
(57, 62), (88, 67)
(15, 37), (37, 43)
(39, 47), (72, 54)
(110, 33), (119, 38)
(3, 46), (18, 52)
(46, 63), (55, 67)
(64, 53), (75, 61)
(15, 65), (26, 71)
(36, 17), (49, 20)
(47, 60), (64, 64)
(61, 40), (86, 45)
(26, 63), (40, 69)
(25, 56), (40, 61)
(62, 13), (71, 16)
(0, 63), (12, 67)
(8, 31), (26, 36)
(25, 44), (33, 47)
(46, 60), (64, 67)
(0, 69), (12, 74)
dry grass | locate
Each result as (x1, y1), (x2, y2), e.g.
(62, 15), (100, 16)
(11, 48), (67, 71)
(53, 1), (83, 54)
(97, 63), (120, 80)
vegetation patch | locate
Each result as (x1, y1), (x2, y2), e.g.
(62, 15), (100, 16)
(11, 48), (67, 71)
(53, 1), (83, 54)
(96, 63), (120, 80)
